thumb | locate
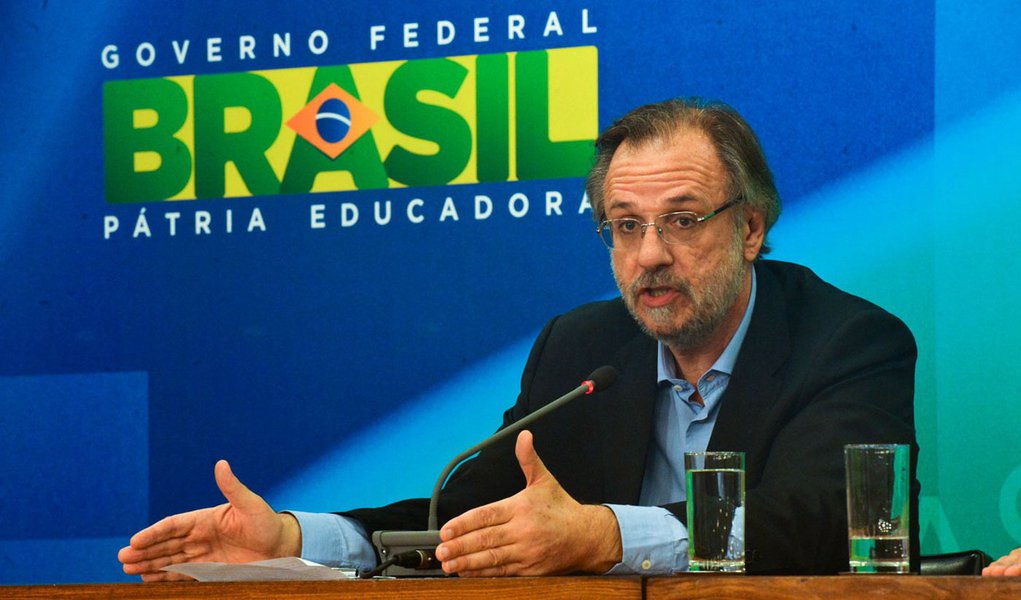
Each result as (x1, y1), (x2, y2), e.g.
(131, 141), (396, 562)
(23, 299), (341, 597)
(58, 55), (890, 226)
(515, 430), (551, 487)
(214, 459), (268, 513)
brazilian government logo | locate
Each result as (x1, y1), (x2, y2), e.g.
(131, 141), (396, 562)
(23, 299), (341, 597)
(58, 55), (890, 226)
(103, 46), (599, 203)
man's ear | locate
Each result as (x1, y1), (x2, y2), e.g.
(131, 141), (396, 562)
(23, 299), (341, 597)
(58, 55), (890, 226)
(742, 208), (766, 261)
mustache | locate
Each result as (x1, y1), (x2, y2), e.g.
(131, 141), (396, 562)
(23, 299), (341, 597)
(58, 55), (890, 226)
(626, 269), (694, 300)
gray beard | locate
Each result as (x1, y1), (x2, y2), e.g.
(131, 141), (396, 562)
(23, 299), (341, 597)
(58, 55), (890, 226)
(614, 245), (746, 352)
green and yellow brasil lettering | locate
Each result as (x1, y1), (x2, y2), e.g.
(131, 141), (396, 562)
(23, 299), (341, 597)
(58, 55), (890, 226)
(103, 46), (598, 203)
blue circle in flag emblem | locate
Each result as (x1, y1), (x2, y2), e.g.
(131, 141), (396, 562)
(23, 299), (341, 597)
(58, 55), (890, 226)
(316, 98), (352, 144)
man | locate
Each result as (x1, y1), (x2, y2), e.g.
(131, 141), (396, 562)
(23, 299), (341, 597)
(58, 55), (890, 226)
(119, 98), (919, 579)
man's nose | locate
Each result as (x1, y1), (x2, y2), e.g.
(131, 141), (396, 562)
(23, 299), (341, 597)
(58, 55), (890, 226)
(636, 226), (673, 270)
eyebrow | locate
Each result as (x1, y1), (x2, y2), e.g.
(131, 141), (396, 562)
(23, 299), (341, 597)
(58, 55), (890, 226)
(605, 195), (702, 214)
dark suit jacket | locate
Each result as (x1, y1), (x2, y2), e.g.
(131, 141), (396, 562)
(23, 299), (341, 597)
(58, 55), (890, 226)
(346, 260), (920, 574)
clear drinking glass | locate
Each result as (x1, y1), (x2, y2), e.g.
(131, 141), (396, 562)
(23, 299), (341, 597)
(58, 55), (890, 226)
(844, 444), (910, 573)
(684, 451), (745, 572)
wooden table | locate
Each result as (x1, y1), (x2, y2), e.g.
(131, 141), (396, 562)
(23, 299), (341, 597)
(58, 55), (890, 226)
(5, 575), (1021, 599)
(647, 575), (1021, 599)
(2, 577), (637, 600)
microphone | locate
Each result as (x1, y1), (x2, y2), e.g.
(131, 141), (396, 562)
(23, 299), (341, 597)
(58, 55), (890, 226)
(363, 365), (618, 578)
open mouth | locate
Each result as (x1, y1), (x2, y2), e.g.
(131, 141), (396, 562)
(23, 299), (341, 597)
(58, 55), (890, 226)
(638, 286), (680, 307)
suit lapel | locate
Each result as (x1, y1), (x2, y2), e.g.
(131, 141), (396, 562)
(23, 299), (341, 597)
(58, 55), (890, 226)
(709, 263), (790, 468)
(596, 262), (792, 503)
(598, 331), (658, 504)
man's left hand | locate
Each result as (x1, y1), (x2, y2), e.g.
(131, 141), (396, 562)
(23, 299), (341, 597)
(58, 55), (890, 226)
(435, 430), (623, 576)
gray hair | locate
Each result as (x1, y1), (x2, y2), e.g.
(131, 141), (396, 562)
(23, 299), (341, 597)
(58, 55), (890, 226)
(585, 98), (781, 254)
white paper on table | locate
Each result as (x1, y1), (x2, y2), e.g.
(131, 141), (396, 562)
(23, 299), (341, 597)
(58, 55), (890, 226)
(162, 557), (356, 581)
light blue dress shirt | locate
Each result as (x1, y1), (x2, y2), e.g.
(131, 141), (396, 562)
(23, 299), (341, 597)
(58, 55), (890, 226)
(292, 271), (757, 574)
(605, 270), (756, 574)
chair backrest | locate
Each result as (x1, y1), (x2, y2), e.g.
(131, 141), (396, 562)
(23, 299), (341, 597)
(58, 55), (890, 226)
(919, 550), (992, 576)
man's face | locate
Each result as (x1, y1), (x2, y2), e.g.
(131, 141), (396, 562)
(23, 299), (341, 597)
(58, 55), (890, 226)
(604, 127), (761, 352)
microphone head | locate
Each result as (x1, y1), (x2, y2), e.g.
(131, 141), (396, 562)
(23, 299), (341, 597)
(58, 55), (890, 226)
(586, 365), (618, 392)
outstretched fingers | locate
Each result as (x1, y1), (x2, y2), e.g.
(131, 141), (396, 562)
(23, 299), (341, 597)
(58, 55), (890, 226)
(437, 501), (518, 574)
(127, 510), (200, 551)
(120, 549), (195, 576)
(119, 529), (208, 564)
(440, 540), (525, 576)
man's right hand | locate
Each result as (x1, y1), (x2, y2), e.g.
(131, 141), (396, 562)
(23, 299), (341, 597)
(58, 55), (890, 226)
(118, 460), (302, 581)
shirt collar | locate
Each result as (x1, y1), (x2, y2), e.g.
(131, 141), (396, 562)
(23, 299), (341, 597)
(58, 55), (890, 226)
(656, 267), (757, 384)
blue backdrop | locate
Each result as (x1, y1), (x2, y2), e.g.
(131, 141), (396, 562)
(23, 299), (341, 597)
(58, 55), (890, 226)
(1, 0), (1019, 584)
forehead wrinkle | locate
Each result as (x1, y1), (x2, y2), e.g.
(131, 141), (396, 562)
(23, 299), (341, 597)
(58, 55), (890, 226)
(606, 194), (701, 215)
(603, 132), (727, 215)
(606, 159), (718, 185)
(604, 163), (722, 211)
(604, 165), (717, 195)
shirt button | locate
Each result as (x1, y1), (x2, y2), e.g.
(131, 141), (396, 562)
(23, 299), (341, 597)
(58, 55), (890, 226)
(641, 559), (652, 570)
(673, 385), (683, 392)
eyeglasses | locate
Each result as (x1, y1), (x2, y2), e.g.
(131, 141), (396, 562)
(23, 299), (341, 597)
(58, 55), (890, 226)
(597, 199), (738, 250)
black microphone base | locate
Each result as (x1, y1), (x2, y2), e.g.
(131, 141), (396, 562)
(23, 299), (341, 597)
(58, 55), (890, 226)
(371, 530), (446, 577)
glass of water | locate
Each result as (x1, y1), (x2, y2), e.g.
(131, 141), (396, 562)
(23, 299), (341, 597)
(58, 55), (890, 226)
(684, 451), (745, 572)
(844, 444), (910, 573)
